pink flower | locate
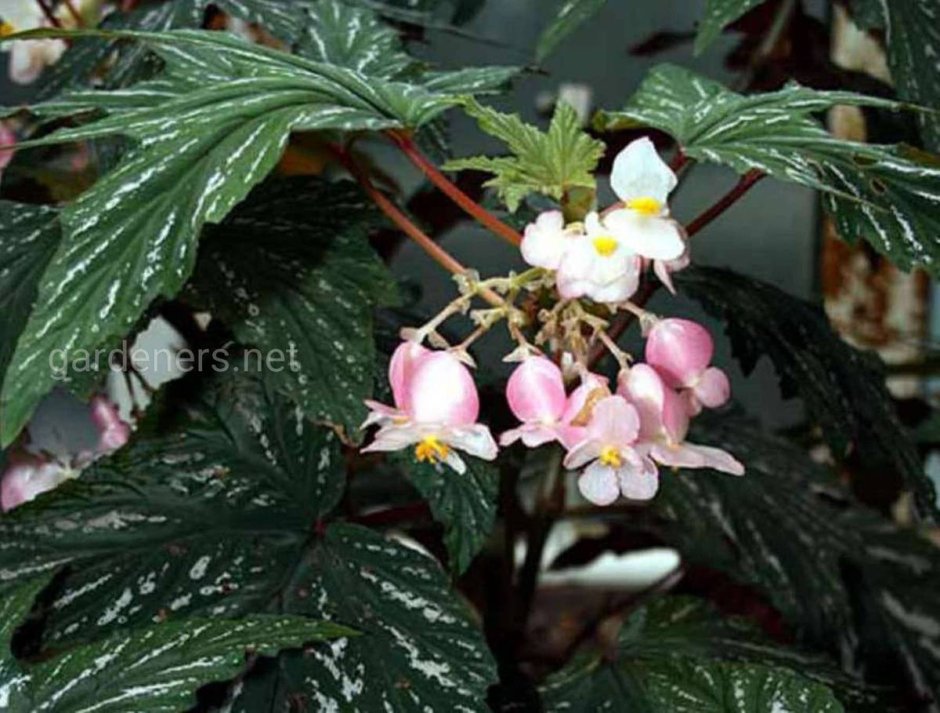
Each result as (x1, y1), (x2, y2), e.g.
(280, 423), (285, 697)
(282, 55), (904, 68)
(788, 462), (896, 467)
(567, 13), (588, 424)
(90, 395), (131, 454)
(563, 395), (659, 505)
(1, 453), (70, 512)
(557, 371), (609, 449)
(0, 122), (14, 181)
(362, 342), (497, 473)
(645, 318), (731, 415)
(500, 356), (568, 447)
(619, 364), (744, 476)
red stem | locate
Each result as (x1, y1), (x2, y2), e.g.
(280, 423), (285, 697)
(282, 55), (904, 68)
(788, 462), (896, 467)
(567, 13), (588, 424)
(588, 170), (764, 366)
(387, 130), (522, 247)
(34, 0), (62, 28)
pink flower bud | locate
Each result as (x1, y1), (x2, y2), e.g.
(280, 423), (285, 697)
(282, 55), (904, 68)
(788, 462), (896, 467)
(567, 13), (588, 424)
(645, 318), (714, 389)
(389, 340), (430, 412)
(692, 367), (731, 411)
(406, 350), (480, 426)
(90, 395), (131, 454)
(618, 364), (688, 445)
(505, 356), (566, 423)
(1, 454), (66, 512)
(0, 123), (15, 176)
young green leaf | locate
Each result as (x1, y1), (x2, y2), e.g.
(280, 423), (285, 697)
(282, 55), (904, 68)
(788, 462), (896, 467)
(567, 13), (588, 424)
(188, 178), (399, 441)
(0, 25), (514, 447)
(694, 0), (766, 55)
(396, 453), (499, 574)
(596, 64), (940, 277)
(676, 265), (937, 522)
(850, 0), (940, 150)
(542, 598), (853, 712)
(535, 0), (607, 63)
(445, 99), (605, 213)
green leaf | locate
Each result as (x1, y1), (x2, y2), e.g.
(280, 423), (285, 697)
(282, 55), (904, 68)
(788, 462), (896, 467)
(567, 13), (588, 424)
(694, 0), (766, 55)
(596, 64), (940, 277)
(397, 453), (499, 574)
(535, 0), (607, 63)
(850, 0), (940, 150)
(0, 203), (60, 394)
(188, 178), (398, 440)
(226, 523), (497, 712)
(446, 99), (605, 212)
(676, 265), (937, 522)
(644, 413), (940, 708)
(542, 597), (850, 712)
(2, 598), (350, 712)
(0, 25), (513, 446)
(0, 370), (345, 642)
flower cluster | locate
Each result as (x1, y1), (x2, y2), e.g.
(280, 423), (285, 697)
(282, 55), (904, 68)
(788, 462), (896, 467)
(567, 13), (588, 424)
(0, 394), (131, 511)
(360, 138), (744, 507)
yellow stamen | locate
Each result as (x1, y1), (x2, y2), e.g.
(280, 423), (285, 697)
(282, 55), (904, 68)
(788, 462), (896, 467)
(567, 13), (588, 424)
(592, 235), (618, 257)
(626, 196), (663, 216)
(0, 21), (15, 38)
(599, 446), (622, 468)
(415, 436), (450, 464)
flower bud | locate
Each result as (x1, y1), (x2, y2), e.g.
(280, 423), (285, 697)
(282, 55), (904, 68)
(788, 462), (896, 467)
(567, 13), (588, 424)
(505, 356), (566, 424)
(407, 350), (480, 426)
(645, 318), (714, 389)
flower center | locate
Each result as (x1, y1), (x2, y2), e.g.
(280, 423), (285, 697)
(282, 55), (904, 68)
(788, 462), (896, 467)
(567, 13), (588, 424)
(626, 196), (662, 216)
(0, 21), (15, 37)
(599, 446), (622, 467)
(415, 436), (450, 464)
(592, 235), (619, 257)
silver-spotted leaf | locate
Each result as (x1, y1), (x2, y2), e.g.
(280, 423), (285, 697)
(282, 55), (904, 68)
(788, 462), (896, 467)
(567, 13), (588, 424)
(694, 0), (766, 54)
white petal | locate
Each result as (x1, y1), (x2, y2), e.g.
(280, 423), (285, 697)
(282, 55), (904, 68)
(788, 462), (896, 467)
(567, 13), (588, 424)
(447, 424), (499, 461)
(610, 137), (677, 205)
(618, 462), (659, 500)
(521, 210), (571, 270)
(578, 462), (620, 505)
(605, 211), (685, 261)
(563, 438), (604, 469)
(360, 424), (424, 453)
(443, 450), (467, 474)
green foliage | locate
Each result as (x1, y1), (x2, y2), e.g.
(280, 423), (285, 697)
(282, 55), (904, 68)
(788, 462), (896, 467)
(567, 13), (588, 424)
(850, 0), (940, 150)
(535, 0), (608, 62)
(188, 178), (399, 440)
(542, 597), (852, 712)
(0, 576), (350, 712)
(596, 64), (940, 277)
(397, 453), (499, 574)
(676, 265), (937, 521)
(0, 20), (514, 446)
(694, 0), (765, 54)
(446, 99), (605, 213)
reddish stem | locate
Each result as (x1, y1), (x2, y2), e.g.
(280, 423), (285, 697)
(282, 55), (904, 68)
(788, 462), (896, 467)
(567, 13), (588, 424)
(387, 130), (522, 247)
(61, 0), (84, 27)
(331, 144), (503, 306)
(34, 0), (62, 28)
(588, 170), (764, 366)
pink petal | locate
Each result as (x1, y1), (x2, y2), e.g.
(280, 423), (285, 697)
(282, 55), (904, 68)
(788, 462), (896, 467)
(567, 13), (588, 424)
(578, 462), (620, 505)
(585, 396), (640, 445)
(645, 318), (714, 389)
(620, 365), (689, 444)
(500, 423), (562, 448)
(563, 438), (604, 470)
(361, 400), (403, 429)
(407, 350), (480, 426)
(0, 123), (15, 174)
(98, 424), (131, 454)
(506, 356), (567, 423)
(618, 459), (659, 500)
(1, 457), (65, 512)
(389, 341), (430, 412)
(694, 367), (731, 409)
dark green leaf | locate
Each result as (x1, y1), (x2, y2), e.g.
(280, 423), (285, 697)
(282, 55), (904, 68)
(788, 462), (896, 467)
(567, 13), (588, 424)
(535, 0), (607, 63)
(596, 64), (940, 277)
(0, 25), (513, 446)
(694, 0), (766, 54)
(542, 597), (850, 712)
(397, 453), (499, 574)
(446, 99), (605, 212)
(227, 523), (497, 712)
(189, 178), (398, 440)
(850, 1), (940, 150)
(0, 370), (345, 643)
(0, 203), (60, 400)
(645, 414), (940, 708)
(676, 265), (937, 522)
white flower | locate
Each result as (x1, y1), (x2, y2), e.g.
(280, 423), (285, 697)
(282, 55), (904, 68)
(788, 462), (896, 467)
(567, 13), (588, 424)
(0, 0), (90, 84)
(520, 210), (579, 270)
(604, 137), (685, 262)
(556, 212), (641, 303)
